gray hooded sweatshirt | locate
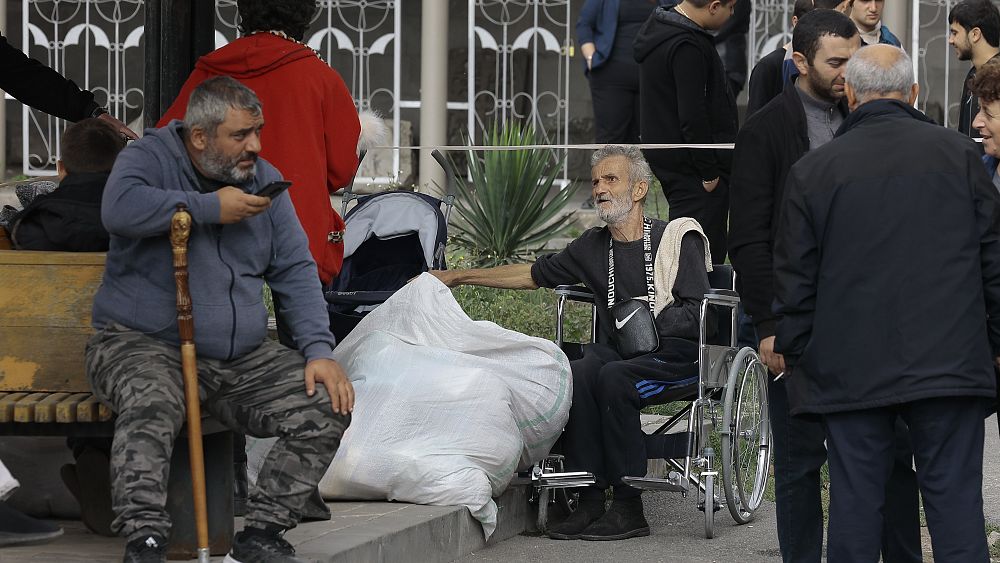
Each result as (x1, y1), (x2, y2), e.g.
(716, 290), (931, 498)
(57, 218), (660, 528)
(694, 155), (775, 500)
(92, 120), (335, 363)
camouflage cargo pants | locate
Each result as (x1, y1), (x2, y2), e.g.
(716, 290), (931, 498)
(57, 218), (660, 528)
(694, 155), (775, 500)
(85, 322), (350, 542)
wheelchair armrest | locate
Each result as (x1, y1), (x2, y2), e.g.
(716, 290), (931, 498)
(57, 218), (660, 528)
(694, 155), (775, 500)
(554, 285), (595, 303)
(703, 289), (740, 306)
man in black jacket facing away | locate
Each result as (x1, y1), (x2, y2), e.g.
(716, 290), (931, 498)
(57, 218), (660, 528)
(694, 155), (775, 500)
(730, 11), (922, 563)
(635, 0), (737, 264)
(774, 44), (1000, 562)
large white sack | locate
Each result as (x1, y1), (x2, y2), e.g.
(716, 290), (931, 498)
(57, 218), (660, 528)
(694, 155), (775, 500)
(319, 273), (572, 537)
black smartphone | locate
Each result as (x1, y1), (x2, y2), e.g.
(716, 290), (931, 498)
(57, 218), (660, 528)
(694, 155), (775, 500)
(257, 180), (292, 199)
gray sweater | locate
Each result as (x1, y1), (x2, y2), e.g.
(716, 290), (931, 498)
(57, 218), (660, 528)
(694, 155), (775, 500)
(93, 120), (336, 362)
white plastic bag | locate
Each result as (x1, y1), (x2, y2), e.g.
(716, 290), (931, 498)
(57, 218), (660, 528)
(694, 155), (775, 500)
(0, 458), (19, 500)
(319, 273), (572, 538)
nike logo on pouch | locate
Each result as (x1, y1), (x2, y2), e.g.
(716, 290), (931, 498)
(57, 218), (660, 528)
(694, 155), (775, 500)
(615, 308), (640, 330)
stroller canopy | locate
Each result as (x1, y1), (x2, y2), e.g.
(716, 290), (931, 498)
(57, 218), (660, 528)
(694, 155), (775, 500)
(343, 191), (447, 270)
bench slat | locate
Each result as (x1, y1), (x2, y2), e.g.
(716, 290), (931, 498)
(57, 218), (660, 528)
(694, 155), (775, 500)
(56, 393), (92, 423)
(77, 396), (99, 422)
(14, 393), (50, 422)
(77, 396), (112, 423)
(34, 392), (71, 423)
(0, 393), (29, 423)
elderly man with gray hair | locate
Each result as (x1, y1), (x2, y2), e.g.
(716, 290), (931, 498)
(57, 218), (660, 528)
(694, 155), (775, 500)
(433, 145), (713, 542)
(773, 44), (1000, 562)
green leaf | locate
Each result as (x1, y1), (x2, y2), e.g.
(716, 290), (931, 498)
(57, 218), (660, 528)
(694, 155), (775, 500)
(449, 120), (578, 267)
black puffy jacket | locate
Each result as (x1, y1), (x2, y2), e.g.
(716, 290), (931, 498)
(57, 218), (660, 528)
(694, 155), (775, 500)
(11, 172), (110, 251)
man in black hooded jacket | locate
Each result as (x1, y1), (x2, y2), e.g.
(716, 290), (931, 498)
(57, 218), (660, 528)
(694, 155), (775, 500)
(634, 0), (738, 264)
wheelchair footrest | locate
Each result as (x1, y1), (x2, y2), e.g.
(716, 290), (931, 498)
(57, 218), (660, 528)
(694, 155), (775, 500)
(537, 471), (596, 489)
(622, 475), (688, 493)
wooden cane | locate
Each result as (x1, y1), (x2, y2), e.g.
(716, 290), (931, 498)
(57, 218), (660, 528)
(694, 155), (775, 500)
(170, 205), (211, 563)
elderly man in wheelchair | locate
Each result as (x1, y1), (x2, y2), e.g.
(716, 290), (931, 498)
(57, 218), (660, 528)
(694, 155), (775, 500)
(434, 145), (769, 541)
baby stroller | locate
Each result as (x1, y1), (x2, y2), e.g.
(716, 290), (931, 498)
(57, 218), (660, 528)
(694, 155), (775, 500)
(325, 150), (456, 341)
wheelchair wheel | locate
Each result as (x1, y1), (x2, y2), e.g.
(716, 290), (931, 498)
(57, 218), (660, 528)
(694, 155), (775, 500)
(556, 487), (578, 515)
(703, 472), (715, 539)
(721, 346), (771, 525)
(536, 488), (551, 533)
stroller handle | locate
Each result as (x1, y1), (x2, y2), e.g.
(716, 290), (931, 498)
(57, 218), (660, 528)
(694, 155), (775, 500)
(430, 149), (458, 203)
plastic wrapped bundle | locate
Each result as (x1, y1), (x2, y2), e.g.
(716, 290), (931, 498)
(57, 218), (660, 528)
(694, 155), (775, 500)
(319, 273), (572, 538)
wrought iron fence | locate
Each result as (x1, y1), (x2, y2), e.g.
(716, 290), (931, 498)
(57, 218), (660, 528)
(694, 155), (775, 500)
(15, 0), (574, 182)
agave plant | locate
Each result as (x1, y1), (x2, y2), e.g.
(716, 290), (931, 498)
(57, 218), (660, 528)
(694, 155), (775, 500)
(450, 121), (577, 266)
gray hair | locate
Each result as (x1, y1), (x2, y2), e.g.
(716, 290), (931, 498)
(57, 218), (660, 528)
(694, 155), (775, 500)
(590, 145), (652, 187)
(845, 46), (914, 103)
(184, 76), (262, 138)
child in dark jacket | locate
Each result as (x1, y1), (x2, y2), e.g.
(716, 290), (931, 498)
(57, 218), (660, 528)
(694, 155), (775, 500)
(9, 117), (125, 251)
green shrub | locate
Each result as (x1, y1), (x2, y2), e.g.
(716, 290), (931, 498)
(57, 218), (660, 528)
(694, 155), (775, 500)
(446, 252), (592, 342)
(450, 121), (578, 266)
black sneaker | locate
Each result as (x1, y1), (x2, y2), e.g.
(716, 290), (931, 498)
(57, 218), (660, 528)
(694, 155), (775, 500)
(578, 497), (650, 541)
(546, 499), (606, 540)
(224, 527), (312, 563)
(0, 502), (63, 547)
(122, 534), (167, 563)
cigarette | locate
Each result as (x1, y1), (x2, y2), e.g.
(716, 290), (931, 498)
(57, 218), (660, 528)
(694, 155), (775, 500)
(773, 371), (785, 381)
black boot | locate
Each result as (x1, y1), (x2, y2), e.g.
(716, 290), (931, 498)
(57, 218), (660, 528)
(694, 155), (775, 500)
(546, 499), (605, 540)
(579, 496), (650, 541)
(122, 533), (167, 563)
(0, 502), (63, 547)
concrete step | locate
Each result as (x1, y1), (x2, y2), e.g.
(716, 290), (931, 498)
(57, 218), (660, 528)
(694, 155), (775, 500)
(0, 486), (532, 563)
(293, 486), (531, 563)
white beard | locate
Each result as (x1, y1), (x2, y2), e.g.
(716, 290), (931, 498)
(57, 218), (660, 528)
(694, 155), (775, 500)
(595, 192), (633, 225)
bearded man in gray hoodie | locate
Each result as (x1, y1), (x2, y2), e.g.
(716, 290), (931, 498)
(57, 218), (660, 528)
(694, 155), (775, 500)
(86, 76), (353, 563)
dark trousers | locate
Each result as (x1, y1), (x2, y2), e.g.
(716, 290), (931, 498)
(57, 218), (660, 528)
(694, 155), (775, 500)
(652, 168), (729, 264)
(823, 397), (988, 563)
(587, 61), (641, 144)
(564, 342), (698, 500)
(770, 379), (922, 563)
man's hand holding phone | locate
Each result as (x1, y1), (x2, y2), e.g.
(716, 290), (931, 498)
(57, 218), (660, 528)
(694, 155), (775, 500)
(218, 186), (270, 224)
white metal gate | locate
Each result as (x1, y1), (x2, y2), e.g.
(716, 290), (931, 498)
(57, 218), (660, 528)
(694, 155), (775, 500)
(16, 0), (574, 182)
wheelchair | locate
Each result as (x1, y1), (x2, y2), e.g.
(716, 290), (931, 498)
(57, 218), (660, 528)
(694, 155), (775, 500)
(523, 264), (772, 539)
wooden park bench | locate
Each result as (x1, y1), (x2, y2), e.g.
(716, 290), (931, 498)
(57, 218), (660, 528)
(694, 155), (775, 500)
(0, 249), (234, 557)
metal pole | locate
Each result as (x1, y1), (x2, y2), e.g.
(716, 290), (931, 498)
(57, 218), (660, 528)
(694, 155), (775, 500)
(143, 0), (214, 128)
(0, 0), (7, 178)
(419, 1), (448, 197)
(882, 0), (910, 52)
(170, 206), (211, 563)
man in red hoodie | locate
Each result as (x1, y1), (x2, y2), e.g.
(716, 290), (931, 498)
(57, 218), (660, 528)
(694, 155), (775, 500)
(157, 0), (361, 293)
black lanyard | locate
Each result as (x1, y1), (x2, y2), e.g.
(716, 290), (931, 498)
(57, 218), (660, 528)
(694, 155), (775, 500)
(607, 217), (655, 315)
